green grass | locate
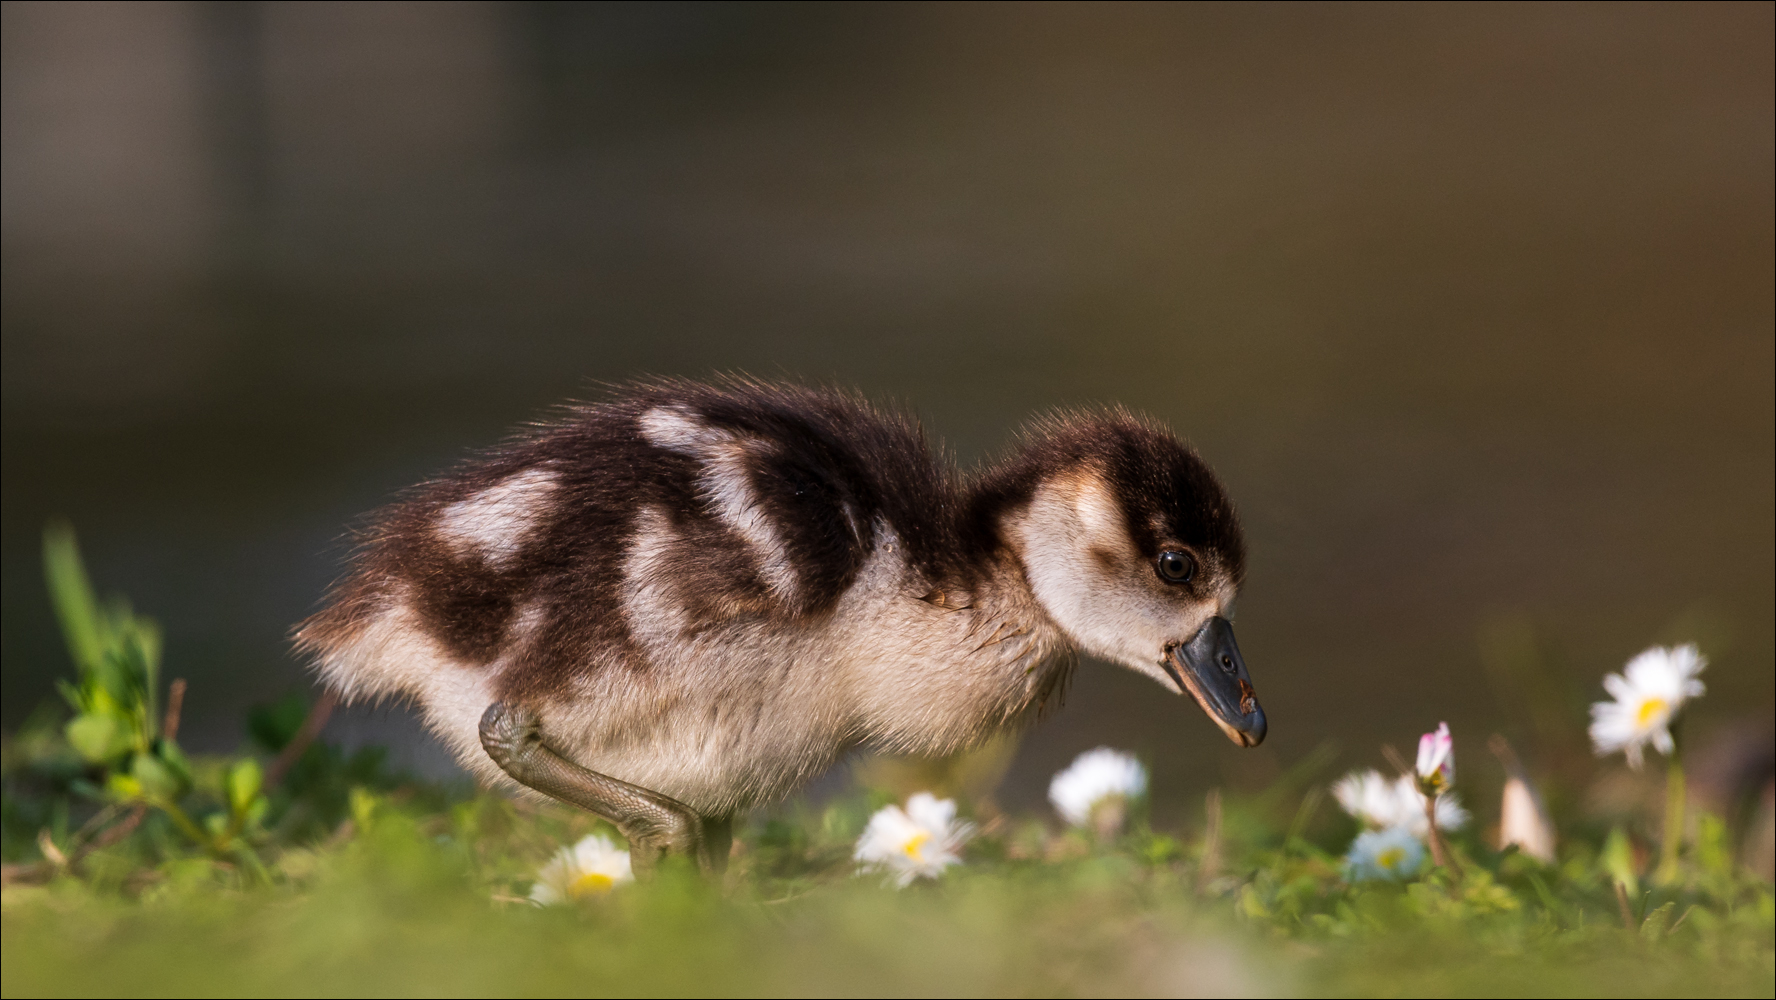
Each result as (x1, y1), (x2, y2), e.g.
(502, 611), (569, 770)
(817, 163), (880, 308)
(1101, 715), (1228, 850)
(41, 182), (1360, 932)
(4, 756), (1772, 998)
(3, 528), (1772, 997)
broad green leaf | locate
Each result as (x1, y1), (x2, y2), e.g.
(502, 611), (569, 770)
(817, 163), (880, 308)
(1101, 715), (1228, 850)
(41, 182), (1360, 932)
(106, 771), (144, 801)
(1642, 900), (1676, 940)
(64, 713), (127, 764)
(132, 752), (187, 802)
(228, 759), (264, 815)
(87, 685), (121, 717)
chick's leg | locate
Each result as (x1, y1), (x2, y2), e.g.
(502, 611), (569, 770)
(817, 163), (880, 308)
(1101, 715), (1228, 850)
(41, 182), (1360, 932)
(699, 814), (733, 875)
(478, 702), (704, 875)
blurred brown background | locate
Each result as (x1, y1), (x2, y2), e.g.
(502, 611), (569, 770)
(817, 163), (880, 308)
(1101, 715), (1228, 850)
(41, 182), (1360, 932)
(3, 3), (1771, 823)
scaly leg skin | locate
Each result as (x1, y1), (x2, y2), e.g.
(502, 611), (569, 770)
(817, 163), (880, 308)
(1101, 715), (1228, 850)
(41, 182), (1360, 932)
(699, 814), (733, 876)
(479, 701), (706, 876)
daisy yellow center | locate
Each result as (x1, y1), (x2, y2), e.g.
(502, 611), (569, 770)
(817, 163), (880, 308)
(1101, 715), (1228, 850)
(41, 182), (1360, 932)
(902, 831), (932, 861)
(568, 872), (615, 899)
(1377, 847), (1406, 871)
(1636, 697), (1669, 729)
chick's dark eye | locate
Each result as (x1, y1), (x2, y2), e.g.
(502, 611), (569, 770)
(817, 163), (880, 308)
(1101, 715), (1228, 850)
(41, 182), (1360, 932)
(1157, 550), (1195, 584)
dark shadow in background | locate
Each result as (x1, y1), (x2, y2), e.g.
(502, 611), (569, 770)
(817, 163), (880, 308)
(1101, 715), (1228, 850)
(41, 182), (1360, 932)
(3, 2), (1771, 820)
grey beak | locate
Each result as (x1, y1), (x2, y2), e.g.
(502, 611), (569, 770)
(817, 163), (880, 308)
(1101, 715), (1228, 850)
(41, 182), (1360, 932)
(1163, 616), (1267, 747)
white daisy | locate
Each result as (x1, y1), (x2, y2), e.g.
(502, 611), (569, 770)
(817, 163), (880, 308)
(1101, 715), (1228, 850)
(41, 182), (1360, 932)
(1588, 644), (1707, 769)
(1334, 769), (1400, 827)
(529, 833), (633, 905)
(1048, 747), (1149, 832)
(1332, 769), (1470, 838)
(854, 792), (973, 887)
(1344, 826), (1426, 882)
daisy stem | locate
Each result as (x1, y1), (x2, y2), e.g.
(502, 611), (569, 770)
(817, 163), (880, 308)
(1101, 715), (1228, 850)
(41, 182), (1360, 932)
(1423, 795), (1459, 876)
(1655, 754), (1685, 885)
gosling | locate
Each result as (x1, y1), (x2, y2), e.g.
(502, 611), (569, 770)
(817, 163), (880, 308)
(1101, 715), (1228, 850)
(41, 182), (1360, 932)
(297, 379), (1265, 870)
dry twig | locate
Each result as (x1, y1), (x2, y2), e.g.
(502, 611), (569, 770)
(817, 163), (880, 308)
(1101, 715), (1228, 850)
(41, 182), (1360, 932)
(163, 678), (187, 741)
(266, 688), (339, 789)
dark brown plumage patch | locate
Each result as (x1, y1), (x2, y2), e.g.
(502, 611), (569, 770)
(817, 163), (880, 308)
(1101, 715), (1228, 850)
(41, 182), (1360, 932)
(650, 509), (775, 626)
(411, 555), (520, 662)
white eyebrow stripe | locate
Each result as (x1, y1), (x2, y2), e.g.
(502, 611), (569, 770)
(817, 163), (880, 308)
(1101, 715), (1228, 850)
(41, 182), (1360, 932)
(639, 406), (800, 602)
(435, 467), (558, 567)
